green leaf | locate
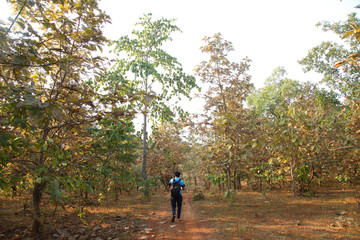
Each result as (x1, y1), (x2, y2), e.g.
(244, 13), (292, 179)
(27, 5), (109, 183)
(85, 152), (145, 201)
(342, 30), (354, 39)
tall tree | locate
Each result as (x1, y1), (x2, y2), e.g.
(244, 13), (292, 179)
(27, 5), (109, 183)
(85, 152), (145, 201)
(194, 33), (254, 191)
(0, 0), (115, 232)
(299, 13), (360, 202)
(110, 13), (198, 185)
(249, 68), (342, 196)
(299, 13), (360, 101)
(248, 67), (302, 118)
(321, 13), (360, 204)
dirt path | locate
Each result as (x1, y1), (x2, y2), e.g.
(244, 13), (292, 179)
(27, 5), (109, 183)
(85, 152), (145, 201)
(139, 190), (216, 240)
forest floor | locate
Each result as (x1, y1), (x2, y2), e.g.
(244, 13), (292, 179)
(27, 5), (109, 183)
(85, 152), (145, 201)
(1, 185), (360, 239)
(194, 187), (360, 239)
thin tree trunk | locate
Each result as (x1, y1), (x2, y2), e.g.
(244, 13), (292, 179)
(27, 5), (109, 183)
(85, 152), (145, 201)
(32, 128), (48, 233)
(141, 75), (148, 182)
(115, 186), (119, 202)
(142, 112), (147, 180)
(226, 166), (231, 190)
(238, 176), (242, 189)
(32, 182), (43, 233)
(233, 171), (236, 189)
(141, 112), (150, 197)
(290, 129), (296, 198)
(290, 161), (296, 198)
(141, 74), (150, 197)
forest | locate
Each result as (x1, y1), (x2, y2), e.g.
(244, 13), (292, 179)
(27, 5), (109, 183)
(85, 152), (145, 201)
(1, 0), (360, 239)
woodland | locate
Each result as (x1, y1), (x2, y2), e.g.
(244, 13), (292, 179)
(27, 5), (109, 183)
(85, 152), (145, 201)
(1, 0), (360, 239)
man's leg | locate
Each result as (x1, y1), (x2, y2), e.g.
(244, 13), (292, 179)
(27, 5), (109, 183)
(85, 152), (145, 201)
(176, 195), (183, 219)
(171, 196), (176, 222)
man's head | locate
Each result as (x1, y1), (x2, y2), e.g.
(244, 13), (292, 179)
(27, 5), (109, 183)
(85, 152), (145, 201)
(175, 171), (181, 177)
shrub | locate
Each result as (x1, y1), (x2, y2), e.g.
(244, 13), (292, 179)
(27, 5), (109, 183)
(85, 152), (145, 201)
(192, 189), (205, 201)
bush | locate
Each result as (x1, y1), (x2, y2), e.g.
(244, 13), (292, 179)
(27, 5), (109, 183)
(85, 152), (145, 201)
(192, 189), (205, 201)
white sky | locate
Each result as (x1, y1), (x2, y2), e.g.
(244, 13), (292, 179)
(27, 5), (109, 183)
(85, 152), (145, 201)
(98, 0), (358, 87)
(1, 0), (359, 115)
(97, 0), (359, 113)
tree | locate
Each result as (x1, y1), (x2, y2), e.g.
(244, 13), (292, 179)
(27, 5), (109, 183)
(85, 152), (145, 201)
(0, 0), (124, 232)
(247, 68), (304, 191)
(110, 13), (198, 188)
(299, 13), (360, 202)
(147, 122), (188, 188)
(248, 67), (302, 118)
(194, 33), (254, 192)
(299, 13), (360, 101)
(325, 13), (360, 204)
(249, 68), (342, 196)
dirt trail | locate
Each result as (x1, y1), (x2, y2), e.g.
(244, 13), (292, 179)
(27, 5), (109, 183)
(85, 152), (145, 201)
(139, 190), (216, 240)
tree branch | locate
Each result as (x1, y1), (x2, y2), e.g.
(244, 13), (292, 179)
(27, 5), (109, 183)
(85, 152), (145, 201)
(5, 0), (27, 36)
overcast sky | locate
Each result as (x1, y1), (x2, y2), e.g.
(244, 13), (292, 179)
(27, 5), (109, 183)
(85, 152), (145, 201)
(1, 0), (359, 114)
(98, 0), (359, 88)
(98, 0), (359, 114)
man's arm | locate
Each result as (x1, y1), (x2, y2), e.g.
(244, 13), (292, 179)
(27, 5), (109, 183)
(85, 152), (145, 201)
(168, 179), (173, 189)
(180, 180), (185, 190)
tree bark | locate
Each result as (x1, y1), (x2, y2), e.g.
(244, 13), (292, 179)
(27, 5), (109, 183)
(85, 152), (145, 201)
(233, 171), (236, 189)
(290, 161), (296, 198)
(238, 176), (242, 190)
(141, 112), (147, 180)
(141, 75), (149, 182)
(32, 182), (44, 233)
(226, 166), (231, 190)
(141, 112), (149, 197)
(32, 128), (48, 233)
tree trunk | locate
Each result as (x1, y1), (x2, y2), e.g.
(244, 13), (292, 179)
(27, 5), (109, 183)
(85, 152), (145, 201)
(32, 129), (48, 233)
(141, 112), (148, 180)
(238, 176), (242, 190)
(114, 186), (118, 202)
(32, 182), (44, 233)
(233, 171), (236, 189)
(290, 161), (296, 198)
(141, 112), (149, 197)
(226, 166), (231, 191)
(290, 129), (296, 198)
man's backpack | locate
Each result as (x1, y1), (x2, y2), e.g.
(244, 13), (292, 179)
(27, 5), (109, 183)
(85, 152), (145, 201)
(171, 179), (181, 198)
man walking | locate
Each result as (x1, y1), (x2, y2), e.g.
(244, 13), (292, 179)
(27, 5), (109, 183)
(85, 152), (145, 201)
(168, 171), (185, 222)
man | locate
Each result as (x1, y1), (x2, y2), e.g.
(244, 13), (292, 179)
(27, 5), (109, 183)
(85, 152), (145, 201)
(168, 171), (185, 222)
